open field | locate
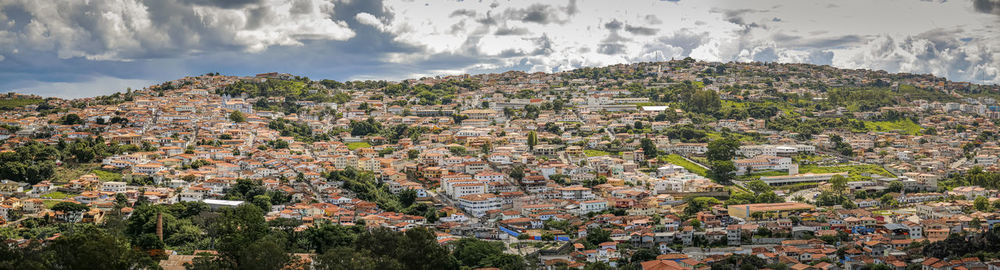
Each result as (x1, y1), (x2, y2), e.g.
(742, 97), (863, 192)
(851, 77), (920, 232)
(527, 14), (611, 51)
(662, 154), (707, 176)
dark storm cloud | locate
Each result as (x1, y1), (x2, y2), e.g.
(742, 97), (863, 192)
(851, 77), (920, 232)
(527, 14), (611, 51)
(450, 9), (478, 17)
(625, 25), (658, 36)
(520, 4), (558, 24)
(495, 26), (532, 36)
(973, 0), (1000, 15)
(604, 20), (623, 30)
(181, 0), (262, 8)
(772, 33), (863, 48)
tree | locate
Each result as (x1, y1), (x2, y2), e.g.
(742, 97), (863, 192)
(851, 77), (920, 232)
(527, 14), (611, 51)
(640, 138), (656, 158)
(745, 179), (772, 194)
(399, 189), (417, 207)
(756, 192), (781, 204)
(630, 248), (658, 263)
(708, 160), (736, 183)
(688, 89), (721, 114)
(51, 202), (89, 213)
(229, 110), (246, 122)
(45, 225), (158, 269)
(585, 262), (613, 270)
(527, 131), (538, 151)
(880, 194), (895, 206)
(829, 175), (848, 196)
(586, 228), (612, 247)
(252, 195), (272, 212)
(452, 238), (519, 269)
(706, 138), (739, 162)
(974, 196), (990, 212)
(510, 166), (525, 181)
(60, 113), (84, 125)
(314, 247), (402, 270)
(887, 181), (904, 193)
(191, 203), (294, 269)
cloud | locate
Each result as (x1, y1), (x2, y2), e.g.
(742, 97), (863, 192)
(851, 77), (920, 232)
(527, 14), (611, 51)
(4, 0), (1000, 98)
(0, 0), (355, 61)
(12, 76), (155, 98)
(355, 12), (388, 31)
(973, 0), (1000, 15)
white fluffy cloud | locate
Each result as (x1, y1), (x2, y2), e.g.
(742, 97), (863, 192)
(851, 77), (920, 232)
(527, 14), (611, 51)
(3, 0), (1000, 98)
(360, 0), (1000, 83)
(0, 0), (354, 61)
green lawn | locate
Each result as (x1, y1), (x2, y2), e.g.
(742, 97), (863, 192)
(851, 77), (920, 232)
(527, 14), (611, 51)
(864, 119), (922, 135)
(799, 164), (895, 181)
(662, 154), (708, 176)
(347, 142), (372, 150)
(738, 170), (789, 181)
(584, 149), (612, 157)
(92, 169), (123, 182)
(42, 200), (62, 209)
(41, 191), (72, 199)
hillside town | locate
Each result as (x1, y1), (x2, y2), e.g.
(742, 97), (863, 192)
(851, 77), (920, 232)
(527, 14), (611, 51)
(4, 59), (1000, 269)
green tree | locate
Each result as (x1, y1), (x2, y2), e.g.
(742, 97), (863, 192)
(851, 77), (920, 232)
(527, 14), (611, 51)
(974, 196), (990, 212)
(60, 113), (84, 125)
(527, 131), (538, 151)
(688, 89), (721, 114)
(745, 179), (772, 194)
(709, 160), (736, 183)
(630, 248), (658, 263)
(640, 138), (656, 158)
(314, 247), (402, 270)
(252, 195), (272, 212)
(229, 110), (246, 122)
(829, 175), (848, 196)
(586, 228), (612, 247)
(880, 194), (895, 206)
(706, 138), (739, 162)
(453, 238), (505, 267)
(9, 225), (159, 269)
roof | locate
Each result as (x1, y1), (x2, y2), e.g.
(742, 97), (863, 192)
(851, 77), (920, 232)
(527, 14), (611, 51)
(729, 202), (815, 212)
(640, 260), (690, 270)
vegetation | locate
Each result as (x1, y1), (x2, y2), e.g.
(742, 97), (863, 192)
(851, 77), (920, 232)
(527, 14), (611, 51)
(798, 164), (894, 181)
(864, 118), (922, 135)
(347, 142), (373, 150)
(662, 154), (707, 176)
(584, 149), (612, 157)
(0, 96), (45, 110)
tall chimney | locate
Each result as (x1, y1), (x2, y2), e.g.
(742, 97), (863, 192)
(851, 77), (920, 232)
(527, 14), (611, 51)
(156, 212), (163, 242)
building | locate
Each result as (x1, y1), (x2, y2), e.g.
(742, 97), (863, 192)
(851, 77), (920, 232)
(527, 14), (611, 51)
(758, 172), (848, 186)
(727, 202), (815, 220)
(457, 194), (501, 217)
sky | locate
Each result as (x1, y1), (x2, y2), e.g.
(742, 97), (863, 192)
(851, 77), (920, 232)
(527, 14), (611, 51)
(0, 0), (999, 98)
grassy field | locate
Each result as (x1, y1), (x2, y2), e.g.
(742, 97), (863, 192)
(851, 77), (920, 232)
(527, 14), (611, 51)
(52, 163), (101, 183)
(584, 149), (612, 157)
(864, 119), (922, 135)
(42, 200), (62, 209)
(662, 154), (708, 176)
(799, 164), (895, 181)
(93, 169), (123, 182)
(0, 97), (44, 110)
(41, 191), (72, 199)
(346, 142), (372, 150)
(737, 170), (788, 181)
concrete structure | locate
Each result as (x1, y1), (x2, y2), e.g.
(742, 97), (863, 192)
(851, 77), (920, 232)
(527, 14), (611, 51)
(728, 202), (815, 220)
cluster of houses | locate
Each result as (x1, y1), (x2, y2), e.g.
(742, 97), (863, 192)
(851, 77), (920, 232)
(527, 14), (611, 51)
(3, 60), (1000, 270)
